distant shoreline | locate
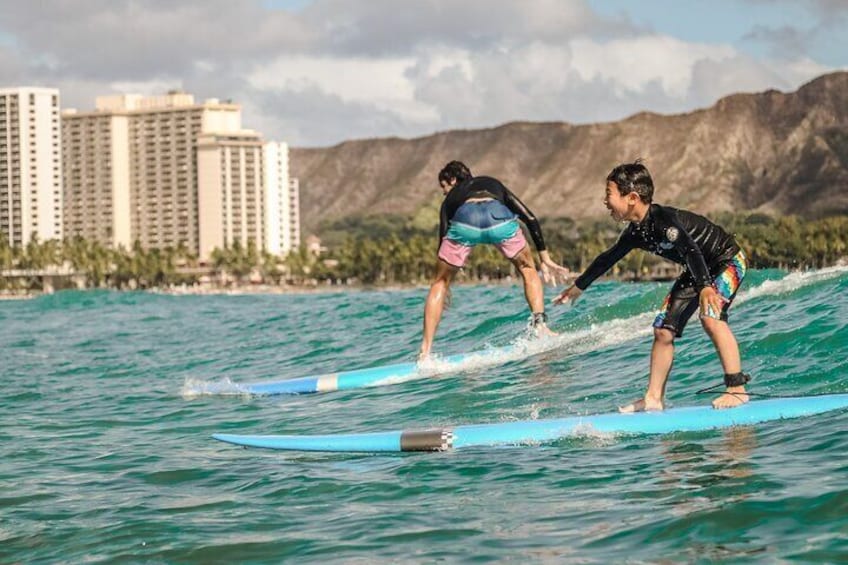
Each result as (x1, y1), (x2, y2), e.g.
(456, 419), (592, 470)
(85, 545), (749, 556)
(4, 259), (845, 301)
(0, 273), (671, 300)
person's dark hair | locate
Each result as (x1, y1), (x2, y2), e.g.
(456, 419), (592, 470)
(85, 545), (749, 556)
(438, 161), (472, 185)
(607, 160), (654, 203)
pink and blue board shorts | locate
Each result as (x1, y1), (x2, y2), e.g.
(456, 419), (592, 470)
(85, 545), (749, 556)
(438, 200), (528, 268)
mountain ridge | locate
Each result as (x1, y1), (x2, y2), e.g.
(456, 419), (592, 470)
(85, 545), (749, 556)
(290, 72), (848, 235)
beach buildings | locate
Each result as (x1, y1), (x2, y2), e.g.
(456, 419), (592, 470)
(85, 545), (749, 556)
(58, 90), (300, 260)
(263, 142), (301, 257)
(196, 131), (264, 260)
(0, 87), (63, 247)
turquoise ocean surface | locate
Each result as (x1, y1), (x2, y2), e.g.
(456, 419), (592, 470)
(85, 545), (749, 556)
(2, 267), (847, 563)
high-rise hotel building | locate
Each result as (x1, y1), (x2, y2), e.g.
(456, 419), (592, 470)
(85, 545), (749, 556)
(0, 87), (63, 246)
(62, 91), (302, 261)
(197, 138), (302, 259)
(288, 177), (301, 251)
(197, 131), (264, 259)
(62, 92), (243, 256)
(61, 104), (131, 248)
(263, 142), (301, 256)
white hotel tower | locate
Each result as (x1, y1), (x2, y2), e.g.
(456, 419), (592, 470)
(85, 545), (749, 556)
(263, 141), (300, 256)
(0, 87), (63, 246)
(62, 91), (245, 256)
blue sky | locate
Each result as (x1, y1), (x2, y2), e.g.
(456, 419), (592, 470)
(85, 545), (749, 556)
(262, 0), (313, 11)
(591, 0), (815, 44)
(590, 0), (846, 64)
(0, 0), (845, 146)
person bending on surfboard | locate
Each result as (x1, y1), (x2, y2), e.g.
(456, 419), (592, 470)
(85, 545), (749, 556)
(419, 160), (570, 360)
(553, 161), (750, 411)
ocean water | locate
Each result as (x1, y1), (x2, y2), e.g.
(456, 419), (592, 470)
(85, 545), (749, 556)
(2, 267), (847, 563)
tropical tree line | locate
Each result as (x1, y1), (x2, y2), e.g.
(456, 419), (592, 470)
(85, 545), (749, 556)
(0, 213), (846, 291)
(0, 236), (283, 291)
(311, 212), (848, 285)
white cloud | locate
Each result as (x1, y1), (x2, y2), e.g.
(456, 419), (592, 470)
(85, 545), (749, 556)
(776, 57), (833, 82)
(687, 54), (833, 108)
(247, 55), (439, 123)
(415, 48), (475, 83)
(249, 56), (414, 103)
(570, 36), (737, 99)
(0, 0), (843, 145)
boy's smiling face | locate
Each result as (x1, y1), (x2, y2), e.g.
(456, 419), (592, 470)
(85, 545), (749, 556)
(604, 181), (633, 221)
(604, 180), (647, 222)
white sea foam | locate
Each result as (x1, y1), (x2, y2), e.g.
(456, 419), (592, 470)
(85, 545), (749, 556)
(370, 317), (655, 388)
(735, 265), (848, 304)
(183, 266), (847, 395)
(373, 266), (848, 388)
(181, 376), (251, 399)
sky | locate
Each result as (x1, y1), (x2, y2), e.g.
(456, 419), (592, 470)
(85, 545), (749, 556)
(0, 0), (846, 147)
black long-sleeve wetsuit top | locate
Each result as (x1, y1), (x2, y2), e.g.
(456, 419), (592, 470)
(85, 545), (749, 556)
(439, 176), (546, 251)
(574, 204), (739, 291)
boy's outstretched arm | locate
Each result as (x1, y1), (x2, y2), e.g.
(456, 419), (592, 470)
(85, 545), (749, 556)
(553, 285), (582, 305)
(554, 230), (635, 304)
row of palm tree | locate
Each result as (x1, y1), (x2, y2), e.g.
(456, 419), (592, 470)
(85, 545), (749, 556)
(279, 212), (848, 284)
(717, 214), (848, 269)
(0, 235), (197, 290)
(1, 213), (846, 291)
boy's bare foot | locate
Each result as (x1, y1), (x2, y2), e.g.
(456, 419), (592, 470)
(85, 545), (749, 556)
(619, 396), (665, 413)
(712, 386), (749, 409)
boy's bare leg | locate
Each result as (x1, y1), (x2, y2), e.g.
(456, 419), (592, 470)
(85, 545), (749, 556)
(419, 259), (458, 359)
(701, 317), (749, 409)
(620, 328), (674, 412)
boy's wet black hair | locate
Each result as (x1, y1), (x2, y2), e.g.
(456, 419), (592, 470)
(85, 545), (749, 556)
(607, 160), (654, 203)
(438, 161), (473, 185)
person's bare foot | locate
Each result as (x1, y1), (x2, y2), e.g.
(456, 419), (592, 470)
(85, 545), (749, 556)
(529, 323), (557, 339)
(712, 386), (749, 409)
(619, 396), (664, 413)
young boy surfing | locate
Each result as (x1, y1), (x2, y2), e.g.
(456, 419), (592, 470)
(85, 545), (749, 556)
(553, 161), (750, 411)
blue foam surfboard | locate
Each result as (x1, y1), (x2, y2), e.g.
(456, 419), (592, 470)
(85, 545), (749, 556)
(212, 394), (848, 453)
(199, 345), (530, 395)
(243, 355), (467, 395)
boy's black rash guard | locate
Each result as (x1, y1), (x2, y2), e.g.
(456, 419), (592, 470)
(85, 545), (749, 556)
(439, 176), (546, 251)
(574, 204), (740, 291)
